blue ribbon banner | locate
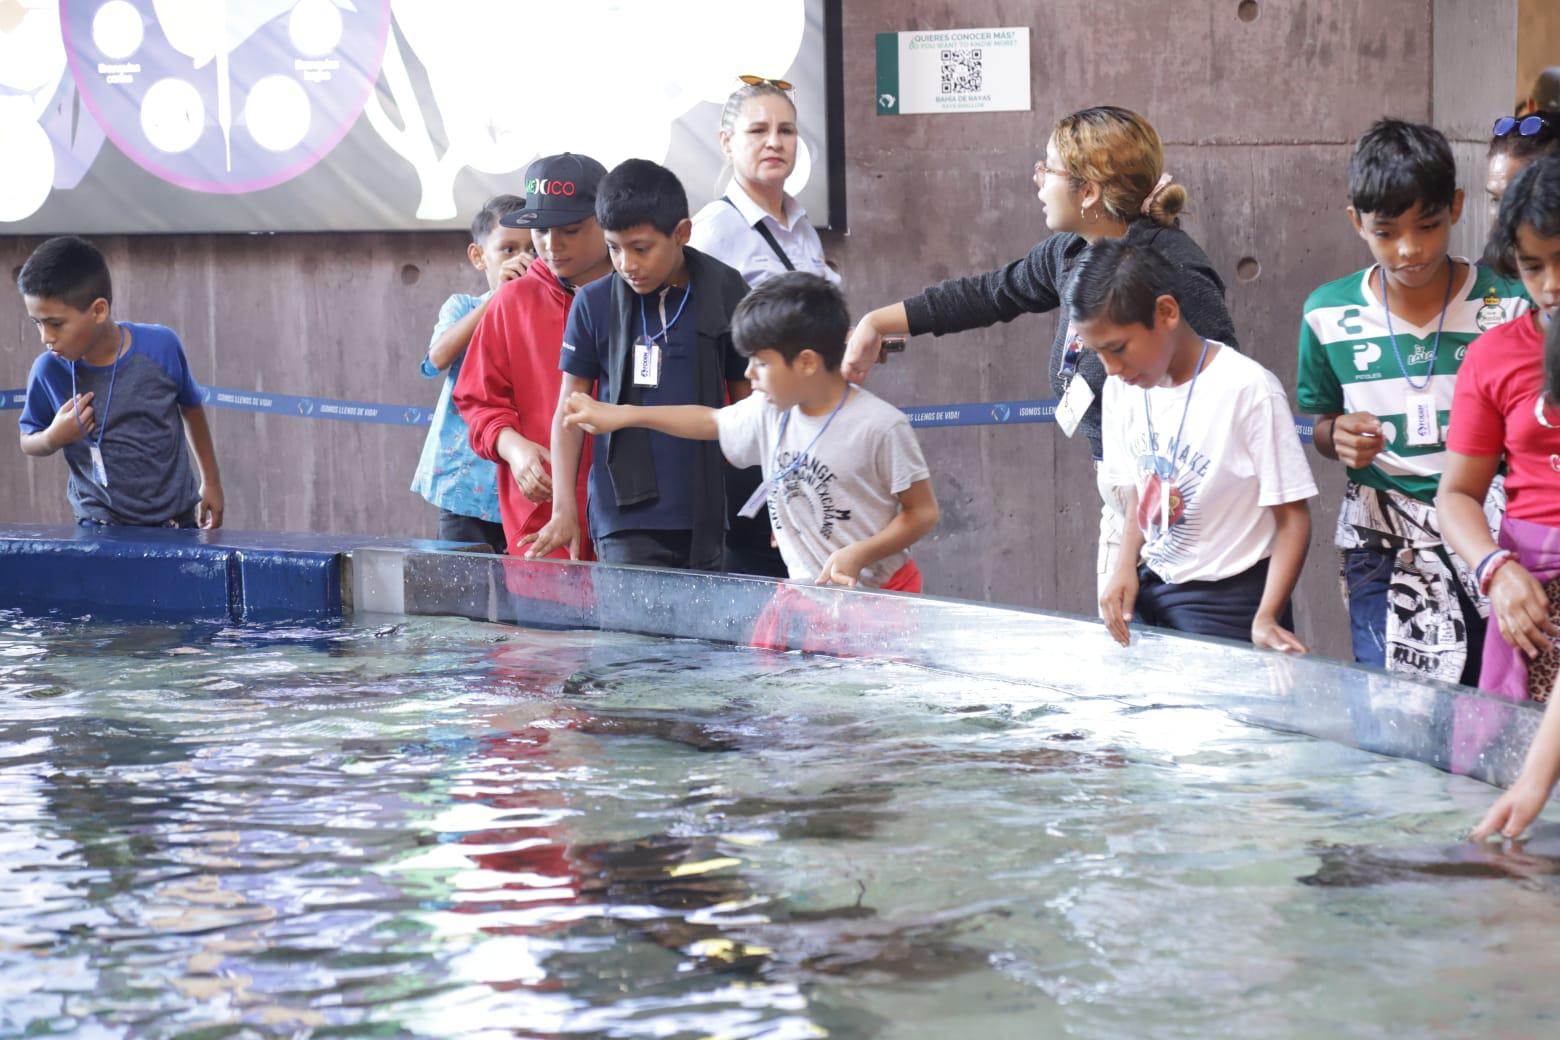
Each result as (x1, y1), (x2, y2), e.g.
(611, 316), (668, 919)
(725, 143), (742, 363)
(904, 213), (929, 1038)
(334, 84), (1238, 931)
(0, 385), (1314, 442)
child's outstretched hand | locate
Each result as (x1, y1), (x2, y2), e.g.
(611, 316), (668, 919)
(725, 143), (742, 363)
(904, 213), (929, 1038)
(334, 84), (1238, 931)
(563, 392), (625, 435)
(816, 543), (871, 588)
(1471, 776), (1553, 842)
(1098, 566), (1139, 647)
(46, 392), (96, 449)
(1252, 614), (1307, 653)
(520, 513), (582, 561)
(197, 482), (225, 529)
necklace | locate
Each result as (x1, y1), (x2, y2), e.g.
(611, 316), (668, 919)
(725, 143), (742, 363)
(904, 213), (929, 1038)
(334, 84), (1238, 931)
(1141, 338), (1210, 538)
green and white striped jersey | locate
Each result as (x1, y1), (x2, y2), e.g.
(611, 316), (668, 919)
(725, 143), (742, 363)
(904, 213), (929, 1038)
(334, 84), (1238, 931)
(1296, 259), (1529, 501)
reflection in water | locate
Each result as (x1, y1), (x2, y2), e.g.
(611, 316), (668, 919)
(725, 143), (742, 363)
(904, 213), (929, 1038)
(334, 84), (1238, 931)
(2, 610), (1559, 1036)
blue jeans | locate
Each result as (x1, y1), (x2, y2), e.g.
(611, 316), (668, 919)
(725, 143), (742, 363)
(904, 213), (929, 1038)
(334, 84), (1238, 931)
(1342, 548), (1392, 668)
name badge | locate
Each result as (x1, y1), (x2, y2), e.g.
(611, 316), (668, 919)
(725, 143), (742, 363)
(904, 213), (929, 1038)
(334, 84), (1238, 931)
(1055, 375), (1095, 438)
(633, 337), (661, 388)
(90, 443), (109, 487)
(1405, 392), (1440, 446)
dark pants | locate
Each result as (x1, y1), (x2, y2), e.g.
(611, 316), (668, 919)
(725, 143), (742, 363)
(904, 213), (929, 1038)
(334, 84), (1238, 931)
(1136, 557), (1290, 642)
(77, 506), (199, 529)
(437, 510), (507, 553)
(596, 529), (722, 571)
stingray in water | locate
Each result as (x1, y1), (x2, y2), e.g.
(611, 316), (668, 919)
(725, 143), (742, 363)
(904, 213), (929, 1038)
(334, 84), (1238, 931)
(1298, 823), (1560, 887)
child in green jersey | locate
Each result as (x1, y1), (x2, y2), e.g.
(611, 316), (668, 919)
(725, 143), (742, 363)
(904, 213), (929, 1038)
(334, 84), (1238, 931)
(1297, 118), (1530, 685)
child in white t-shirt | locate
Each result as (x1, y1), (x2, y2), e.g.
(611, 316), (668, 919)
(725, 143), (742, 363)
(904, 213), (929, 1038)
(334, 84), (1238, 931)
(562, 272), (939, 590)
(1078, 240), (1319, 650)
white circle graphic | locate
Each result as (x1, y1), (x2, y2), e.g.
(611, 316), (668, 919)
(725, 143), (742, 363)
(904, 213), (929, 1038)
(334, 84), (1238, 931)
(92, 1), (144, 60)
(244, 75), (311, 152)
(0, 111), (55, 222)
(784, 136), (813, 196)
(289, 0), (344, 57)
(140, 78), (205, 154)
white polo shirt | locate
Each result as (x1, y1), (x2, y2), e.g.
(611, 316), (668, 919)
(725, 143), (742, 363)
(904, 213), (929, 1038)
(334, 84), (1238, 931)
(690, 181), (840, 288)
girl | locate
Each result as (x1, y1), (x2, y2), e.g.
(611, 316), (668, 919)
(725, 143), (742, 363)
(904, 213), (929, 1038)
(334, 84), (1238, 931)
(1439, 153), (1560, 704)
(840, 106), (1236, 593)
(1074, 240), (1316, 651)
(1485, 110), (1559, 226)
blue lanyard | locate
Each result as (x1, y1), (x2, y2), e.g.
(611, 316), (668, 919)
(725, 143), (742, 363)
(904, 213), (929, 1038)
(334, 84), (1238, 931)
(772, 384), (851, 480)
(1142, 338), (1210, 479)
(1381, 262), (1455, 391)
(639, 282), (692, 346)
(68, 326), (124, 449)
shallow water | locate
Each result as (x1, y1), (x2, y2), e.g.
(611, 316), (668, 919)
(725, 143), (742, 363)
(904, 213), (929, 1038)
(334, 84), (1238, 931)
(1, 609), (1556, 1038)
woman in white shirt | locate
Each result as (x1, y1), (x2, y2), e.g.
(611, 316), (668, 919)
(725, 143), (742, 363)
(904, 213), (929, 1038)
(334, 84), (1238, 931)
(690, 77), (839, 288)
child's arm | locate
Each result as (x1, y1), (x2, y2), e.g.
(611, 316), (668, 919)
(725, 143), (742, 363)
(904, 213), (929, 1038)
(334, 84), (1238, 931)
(563, 392), (720, 441)
(1252, 499), (1310, 652)
(1473, 694), (1560, 841)
(520, 375), (595, 560)
(1439, 450), (1560, 659)
(816, 478), (939, 588)
(180, 404), (224, 529)
(1100, 488), (1144, 647)
(426, 298), (492, 373)
(19, 392), (95, 457)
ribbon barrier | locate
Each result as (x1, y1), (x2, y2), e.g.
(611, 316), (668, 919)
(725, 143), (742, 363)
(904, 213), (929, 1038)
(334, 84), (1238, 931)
(2, 385), (1317, 442)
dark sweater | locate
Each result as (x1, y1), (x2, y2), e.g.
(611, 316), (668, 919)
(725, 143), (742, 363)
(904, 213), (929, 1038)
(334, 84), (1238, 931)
(901, 218), (1237, 459)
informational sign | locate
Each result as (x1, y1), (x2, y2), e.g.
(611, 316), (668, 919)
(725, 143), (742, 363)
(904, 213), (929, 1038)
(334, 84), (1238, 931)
(1, 0), (840, 233)
(875, 26), (1030, 115)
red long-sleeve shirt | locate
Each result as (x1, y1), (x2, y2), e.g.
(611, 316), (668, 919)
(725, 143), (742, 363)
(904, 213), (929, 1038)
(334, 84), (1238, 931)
(454, 260), (592, 557)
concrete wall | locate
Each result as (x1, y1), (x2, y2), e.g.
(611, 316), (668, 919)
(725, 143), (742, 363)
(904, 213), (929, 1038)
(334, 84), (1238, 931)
(0, 0), (1520, 661)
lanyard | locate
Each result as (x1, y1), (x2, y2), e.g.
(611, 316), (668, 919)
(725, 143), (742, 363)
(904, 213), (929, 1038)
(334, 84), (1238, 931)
(639, 281), (692, 346)
(738, 384), (852, 518)
(1141, 337), (1210, 537)
(69, 325), (124, 450)
(1381, 262), (1455, 391)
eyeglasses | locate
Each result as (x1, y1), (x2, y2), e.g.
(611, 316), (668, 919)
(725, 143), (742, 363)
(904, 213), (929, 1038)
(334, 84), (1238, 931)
(1494, 115), (1552, 137)
(739, 74), (793, 91)
(1033, 160), (1073, 180)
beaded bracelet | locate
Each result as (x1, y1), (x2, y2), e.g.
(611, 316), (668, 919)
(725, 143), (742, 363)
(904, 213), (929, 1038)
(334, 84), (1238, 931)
(1477, 549), (1516, 596)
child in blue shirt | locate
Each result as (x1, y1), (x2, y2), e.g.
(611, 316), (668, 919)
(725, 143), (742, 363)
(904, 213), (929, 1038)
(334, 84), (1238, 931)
(17, 236), (223, 528)
(411, 194), (535, 550)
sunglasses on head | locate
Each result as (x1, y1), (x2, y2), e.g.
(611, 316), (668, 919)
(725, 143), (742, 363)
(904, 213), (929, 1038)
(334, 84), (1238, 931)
(739, 74), (794, 91)
(1493, 114), (1551, 137)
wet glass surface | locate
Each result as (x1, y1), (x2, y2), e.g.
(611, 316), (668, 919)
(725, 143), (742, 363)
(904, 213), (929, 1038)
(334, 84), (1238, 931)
(1, 609), (1557, 1038)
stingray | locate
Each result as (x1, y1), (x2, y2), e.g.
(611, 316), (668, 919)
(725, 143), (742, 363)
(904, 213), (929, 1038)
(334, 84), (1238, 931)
(1299, 823), (1560, 887)
(681, 782), (900, 842)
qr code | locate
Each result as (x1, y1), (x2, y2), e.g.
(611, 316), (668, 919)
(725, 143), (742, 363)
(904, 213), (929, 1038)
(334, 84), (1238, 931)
(940, 48), (982, 94)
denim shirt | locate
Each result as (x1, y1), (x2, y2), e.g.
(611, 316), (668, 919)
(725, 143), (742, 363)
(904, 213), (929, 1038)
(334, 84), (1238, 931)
(410, 292), (502, 523)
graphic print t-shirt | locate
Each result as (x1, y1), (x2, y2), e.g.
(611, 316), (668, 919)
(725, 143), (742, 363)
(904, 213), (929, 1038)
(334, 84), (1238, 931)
(1100, 345), (1319, 585)
(716, 387), (929, 588)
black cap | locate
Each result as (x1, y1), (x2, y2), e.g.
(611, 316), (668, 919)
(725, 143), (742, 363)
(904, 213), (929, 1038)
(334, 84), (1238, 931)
(501, 153), (608, 229)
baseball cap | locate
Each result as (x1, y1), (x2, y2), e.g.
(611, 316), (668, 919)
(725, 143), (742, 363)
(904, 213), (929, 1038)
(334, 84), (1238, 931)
(501, 153), (607, 229)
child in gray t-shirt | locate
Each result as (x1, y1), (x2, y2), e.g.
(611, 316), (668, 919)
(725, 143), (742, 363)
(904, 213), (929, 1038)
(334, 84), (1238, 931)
(17, 236), (223, 528)
(560, 273), (939, 589)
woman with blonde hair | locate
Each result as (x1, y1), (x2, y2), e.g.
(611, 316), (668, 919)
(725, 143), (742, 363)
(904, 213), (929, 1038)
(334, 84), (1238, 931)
(842, 105), (1237, 591)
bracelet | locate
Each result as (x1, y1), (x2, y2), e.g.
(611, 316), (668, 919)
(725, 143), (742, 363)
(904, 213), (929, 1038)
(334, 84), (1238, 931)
(1478, 549), (1516, 596)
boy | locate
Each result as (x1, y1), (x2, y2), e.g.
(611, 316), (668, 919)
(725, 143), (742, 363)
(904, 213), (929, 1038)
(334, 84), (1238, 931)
(410, 194), (533, 550)
(454, 154), (613, 557)
(561, 272), (937, 588)
(17, 235), (223, 529)
(523, 159), (752, 570)
(1297, 118), (1529, 683)
(1086, 241), (1316, 650)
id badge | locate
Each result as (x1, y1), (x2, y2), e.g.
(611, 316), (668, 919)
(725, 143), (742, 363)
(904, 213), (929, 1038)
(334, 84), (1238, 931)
(632, 337), (661, 388)
(1055, 375), (1096, 438)
(89, 443), (109, 487)
(1405, 392), (1441, 446)
(738, 479), (771, 519)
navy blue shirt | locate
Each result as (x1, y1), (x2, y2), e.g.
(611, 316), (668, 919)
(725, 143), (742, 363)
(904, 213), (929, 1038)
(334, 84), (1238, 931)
(19, 322), (203, 524)
(560, 272), (746, 538)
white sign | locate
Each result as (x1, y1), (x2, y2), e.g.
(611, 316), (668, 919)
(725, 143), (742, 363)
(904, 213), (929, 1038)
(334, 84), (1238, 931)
(875, 27), (1031, 115)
